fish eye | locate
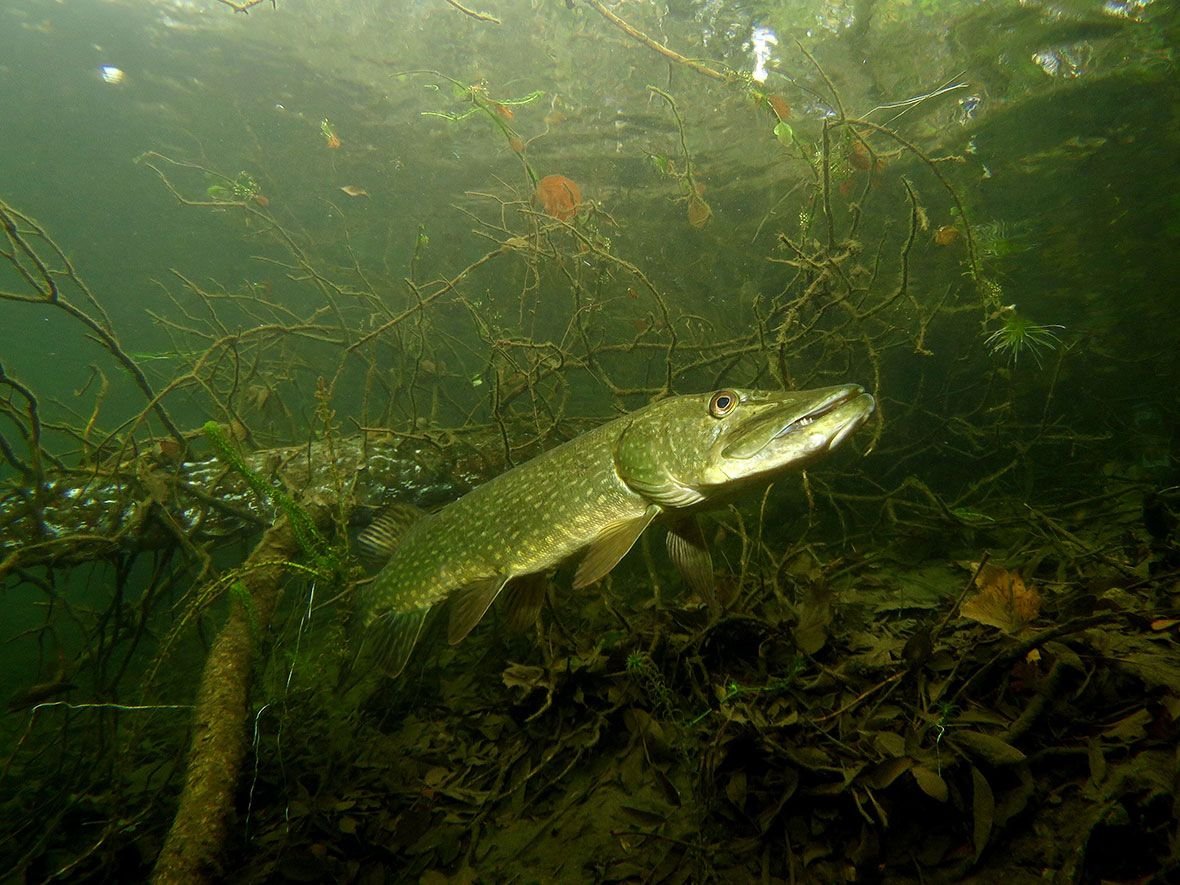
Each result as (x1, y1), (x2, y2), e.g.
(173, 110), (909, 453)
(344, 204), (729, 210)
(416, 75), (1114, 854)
(709, 389), (739, 418)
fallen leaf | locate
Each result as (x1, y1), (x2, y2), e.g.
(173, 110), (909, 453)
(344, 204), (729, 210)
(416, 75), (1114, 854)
(950, 730), (1026, 765)
(911, 765), (948, 802)
(725, 771), (747, 808)
(793, 584), (832, 655)
(1102, 707), (1151, 742)
(960, 563), (1041, 634)
(768, 93), (791, 120)
(862, 756), (914, 789)
(971, 766), (994, 861)
(686, 193), (712, 229)
(339, 185), (369, 197)
(137, 466), (173, 506)
(501, 661), (545, 694)
(156, 437), (184, 463)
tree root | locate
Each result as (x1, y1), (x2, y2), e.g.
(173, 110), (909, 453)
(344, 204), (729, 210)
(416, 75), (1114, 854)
(151, 516), (306, 883)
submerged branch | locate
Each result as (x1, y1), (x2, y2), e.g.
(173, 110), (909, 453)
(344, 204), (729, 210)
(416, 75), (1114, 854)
(583, 0), (730, 84)
(0, 199), (187, 450)
(442, 0), (500, 24)
(152, 513), (314, 883)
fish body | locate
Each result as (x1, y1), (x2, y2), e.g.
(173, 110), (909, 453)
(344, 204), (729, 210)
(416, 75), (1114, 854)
(360, 384), (875, 676)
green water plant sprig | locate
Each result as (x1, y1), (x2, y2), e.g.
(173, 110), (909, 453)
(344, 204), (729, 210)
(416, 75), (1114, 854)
(683, 658), (804, 728)
(983, 306), (1065, 368)
(625, 651), (677, 720)
(202, 421), (336, 574)
(647, 86), (712, 228)
(413, 72), (544, 184)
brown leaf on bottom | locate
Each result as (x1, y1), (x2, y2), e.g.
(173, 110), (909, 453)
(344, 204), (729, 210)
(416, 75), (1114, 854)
(960, 562), (1041, 634)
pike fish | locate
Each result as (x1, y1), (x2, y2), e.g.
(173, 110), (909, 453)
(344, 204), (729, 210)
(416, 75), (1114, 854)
(358, 384), (875, 677)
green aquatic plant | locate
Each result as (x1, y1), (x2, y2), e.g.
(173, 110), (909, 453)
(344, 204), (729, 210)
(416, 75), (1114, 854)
(984, 308), (1065, 367)
(201, 421), (336, 573)
(421, 79), (543, 125)
(319, 118), (340, 147)
(419, 76), (543, 171)
(204, 171), (263, 203)
(129, 349), (205, 363)
(230, 171), (262, 201)
(648, 86), (713, 228)
(625, 651), (676, 720)
(227, 579), (261, 643)
(973, 274), (1005, 309)
(682, 660), (803, 727)
(974, 220), (1034, 260)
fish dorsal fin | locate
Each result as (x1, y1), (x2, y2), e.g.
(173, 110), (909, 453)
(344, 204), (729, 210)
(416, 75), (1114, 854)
(573, 506), (659, 589)
(501, 573), (549, 633)
(666, 515), (719, 616)
(366, 607), (431, 679)
(356, 503), (427, 563)
(448, 575), (510, 645)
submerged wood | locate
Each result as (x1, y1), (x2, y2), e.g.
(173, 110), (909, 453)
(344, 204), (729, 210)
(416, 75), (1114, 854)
(141, 426), (556, 878)
(151, 514), (310, 884)
(0, 428), (531, 576)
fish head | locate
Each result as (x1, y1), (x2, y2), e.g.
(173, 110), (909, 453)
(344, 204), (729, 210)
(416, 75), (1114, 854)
(616, 384), (875, 509)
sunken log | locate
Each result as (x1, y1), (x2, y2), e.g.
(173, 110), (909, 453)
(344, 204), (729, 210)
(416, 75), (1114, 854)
(151, 515), (307, 884)
(0, 427), (540, 577)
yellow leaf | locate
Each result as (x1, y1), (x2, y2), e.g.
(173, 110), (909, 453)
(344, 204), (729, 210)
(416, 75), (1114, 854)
(960, 563), (1041, 634)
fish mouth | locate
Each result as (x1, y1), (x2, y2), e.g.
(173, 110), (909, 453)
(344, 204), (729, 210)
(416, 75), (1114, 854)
(772, 384), (875, 451)
(720, 384), (875, 465)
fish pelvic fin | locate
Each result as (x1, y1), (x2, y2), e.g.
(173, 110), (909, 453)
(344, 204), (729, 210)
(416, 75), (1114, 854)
(666, 515), (719, 616)
(366, 607), (431, 679)
(573, 506), (659, 589)
(501, 573), (549, 633)
(448, 575), (511, 645)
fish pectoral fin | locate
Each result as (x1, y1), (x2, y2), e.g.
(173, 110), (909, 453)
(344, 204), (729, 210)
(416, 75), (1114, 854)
(448, 575), (510, 645)
(501, 573), (549, 633)
(573, 506), (659, 589)
(366, 607), (431, 679)
(666, 515), (719, 616)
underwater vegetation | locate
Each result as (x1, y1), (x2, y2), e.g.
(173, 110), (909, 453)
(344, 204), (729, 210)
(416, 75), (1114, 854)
(984, 307), (1065, 367)
(320, 118), (341, 149)
(205, 170), (269, 206)
(974, 219), (1036, 260)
